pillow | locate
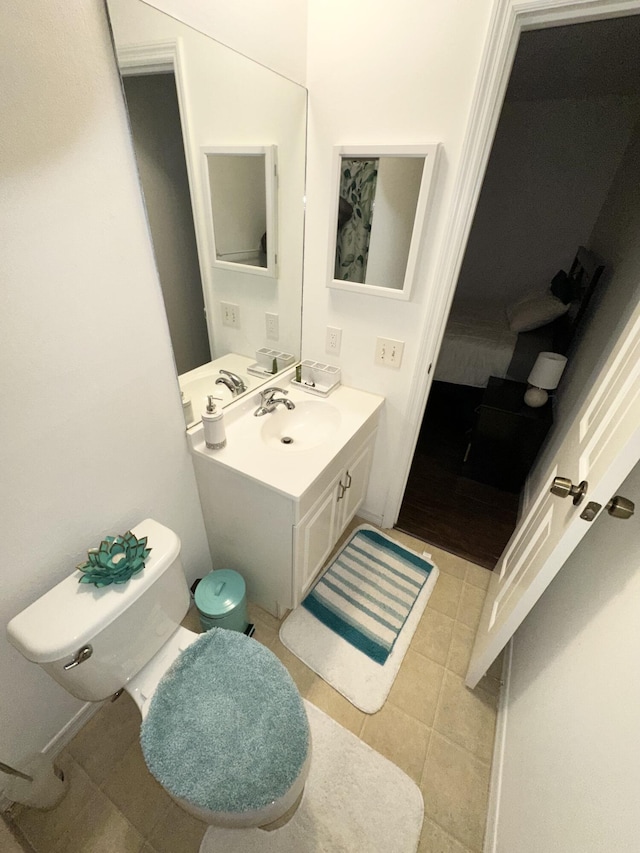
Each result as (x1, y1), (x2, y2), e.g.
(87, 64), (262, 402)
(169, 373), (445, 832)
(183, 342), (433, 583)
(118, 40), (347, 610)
(506, 292), (570, 333)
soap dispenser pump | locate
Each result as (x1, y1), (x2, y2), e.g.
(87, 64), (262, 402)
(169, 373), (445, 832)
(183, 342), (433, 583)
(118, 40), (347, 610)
(202, 395), (226, 450)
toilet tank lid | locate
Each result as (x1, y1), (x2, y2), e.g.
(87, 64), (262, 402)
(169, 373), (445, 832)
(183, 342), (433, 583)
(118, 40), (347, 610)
(6, 519), (181, 664)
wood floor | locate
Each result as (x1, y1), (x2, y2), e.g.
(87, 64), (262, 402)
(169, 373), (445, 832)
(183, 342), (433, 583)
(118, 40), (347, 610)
(396, 382), (520, 569)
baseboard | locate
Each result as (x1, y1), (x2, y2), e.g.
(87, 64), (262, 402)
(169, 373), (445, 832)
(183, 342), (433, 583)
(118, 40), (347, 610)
(483, 641), (512, 853)
(43, 701), (101, 757)
(0, 796), (14, 816)
(357, 508), (384, 528)
(0, 701), (100, 813)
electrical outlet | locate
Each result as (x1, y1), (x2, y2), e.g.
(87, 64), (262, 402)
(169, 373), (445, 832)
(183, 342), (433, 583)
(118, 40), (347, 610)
(375, 337), (404, 368)
(326, 326), (342, 355)
(221, 301), (239, 328)
(265, 312), (279, 341)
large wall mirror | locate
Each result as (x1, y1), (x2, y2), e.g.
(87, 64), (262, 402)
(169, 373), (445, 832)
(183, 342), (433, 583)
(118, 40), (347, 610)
(106, 0), (306, 426)
(327, 145), (439, 300)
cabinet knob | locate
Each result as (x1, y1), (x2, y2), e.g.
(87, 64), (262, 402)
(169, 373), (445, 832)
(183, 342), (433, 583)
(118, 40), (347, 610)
(550, 476), (588, 506)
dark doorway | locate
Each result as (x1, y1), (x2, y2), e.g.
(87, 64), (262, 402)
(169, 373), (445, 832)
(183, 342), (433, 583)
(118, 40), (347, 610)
(396, 382), (519, 568)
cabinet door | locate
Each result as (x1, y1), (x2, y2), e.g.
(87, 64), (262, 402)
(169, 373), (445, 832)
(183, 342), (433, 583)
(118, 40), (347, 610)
(294, 479), (340, 604)
(336, 440), (373, 535)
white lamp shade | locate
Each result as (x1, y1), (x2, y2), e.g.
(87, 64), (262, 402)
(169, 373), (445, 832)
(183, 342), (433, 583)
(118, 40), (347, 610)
(528, 352), (567, 390)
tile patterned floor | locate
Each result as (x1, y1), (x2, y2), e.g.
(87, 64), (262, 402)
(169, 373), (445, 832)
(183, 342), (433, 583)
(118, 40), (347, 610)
(7, 522), (501, 853)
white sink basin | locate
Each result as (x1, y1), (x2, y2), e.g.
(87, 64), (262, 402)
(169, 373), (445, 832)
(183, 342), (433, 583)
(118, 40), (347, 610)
(260, 401), (341, 451)
(188, 376), (384, 498)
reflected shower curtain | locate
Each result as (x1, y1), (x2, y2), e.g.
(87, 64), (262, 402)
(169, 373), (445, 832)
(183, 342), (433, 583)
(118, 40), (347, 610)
(335, 158), (378, 283)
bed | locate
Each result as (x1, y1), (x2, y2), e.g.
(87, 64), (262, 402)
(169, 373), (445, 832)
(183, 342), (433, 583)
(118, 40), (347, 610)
(434, 247), (605, 388)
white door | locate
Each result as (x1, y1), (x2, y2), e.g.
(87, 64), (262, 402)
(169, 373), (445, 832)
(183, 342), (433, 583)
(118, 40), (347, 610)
(467, 302), (640, 688)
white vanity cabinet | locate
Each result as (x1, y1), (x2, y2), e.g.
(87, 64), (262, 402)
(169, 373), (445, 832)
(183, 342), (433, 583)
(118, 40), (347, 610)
(189, 385), (382, 617)
(293, 436), (374, 602)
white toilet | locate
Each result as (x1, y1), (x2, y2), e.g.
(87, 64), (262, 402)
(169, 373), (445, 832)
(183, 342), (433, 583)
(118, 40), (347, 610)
(7, 519), (311, 829)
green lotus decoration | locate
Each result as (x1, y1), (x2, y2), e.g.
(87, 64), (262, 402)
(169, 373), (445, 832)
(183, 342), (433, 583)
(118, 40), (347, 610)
(77, 531), (151, 587)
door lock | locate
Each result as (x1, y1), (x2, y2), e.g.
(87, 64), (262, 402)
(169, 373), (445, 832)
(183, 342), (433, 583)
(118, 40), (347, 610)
(606, 496), (635, 519)
(575, 495), (635, 522)
(550, 476), (589, 506)
(580, 501), (602, 522)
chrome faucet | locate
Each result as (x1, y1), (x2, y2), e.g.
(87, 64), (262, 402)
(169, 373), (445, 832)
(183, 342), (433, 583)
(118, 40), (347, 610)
(215, 369), (247, 396)
(254, 387), (296, 417)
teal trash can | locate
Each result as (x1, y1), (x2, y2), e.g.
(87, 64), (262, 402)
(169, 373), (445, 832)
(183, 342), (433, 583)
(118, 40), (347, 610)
(194, 569), (248, 633)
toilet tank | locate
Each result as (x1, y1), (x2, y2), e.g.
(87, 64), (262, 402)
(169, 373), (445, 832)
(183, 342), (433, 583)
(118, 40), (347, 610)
(7, 519), (191, 702)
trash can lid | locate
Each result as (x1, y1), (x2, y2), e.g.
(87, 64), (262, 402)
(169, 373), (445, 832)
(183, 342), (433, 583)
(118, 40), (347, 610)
(195, 570), (246, 618)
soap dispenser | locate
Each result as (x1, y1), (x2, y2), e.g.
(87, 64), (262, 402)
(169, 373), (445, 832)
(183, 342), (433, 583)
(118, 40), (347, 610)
(181, 392), (194, 427)
(202, 395), (226, 450)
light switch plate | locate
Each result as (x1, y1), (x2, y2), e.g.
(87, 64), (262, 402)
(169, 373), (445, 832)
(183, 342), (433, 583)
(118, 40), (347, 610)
(375, 337), (404, 367)
(221, 301), (239, 328)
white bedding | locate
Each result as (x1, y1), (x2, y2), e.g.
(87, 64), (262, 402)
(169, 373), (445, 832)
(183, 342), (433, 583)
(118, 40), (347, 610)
(434, 305), (517, 388)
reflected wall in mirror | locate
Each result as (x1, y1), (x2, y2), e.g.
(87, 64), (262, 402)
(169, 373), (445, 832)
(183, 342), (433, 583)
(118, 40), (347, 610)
(106, 0), (306, 425)
(203, 146), (277, 276)
(328, 145), (440, 300)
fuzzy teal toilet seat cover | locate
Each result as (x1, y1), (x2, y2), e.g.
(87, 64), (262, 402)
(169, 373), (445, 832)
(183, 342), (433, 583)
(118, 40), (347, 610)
(140, 628), (310, 814)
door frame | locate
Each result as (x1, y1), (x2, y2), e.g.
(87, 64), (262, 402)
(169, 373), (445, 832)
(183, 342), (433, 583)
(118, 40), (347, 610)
(382, 0), (640, 529)
(115, 40), (217, 362)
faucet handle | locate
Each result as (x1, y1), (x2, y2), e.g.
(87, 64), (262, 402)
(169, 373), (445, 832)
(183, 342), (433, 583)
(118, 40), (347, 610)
(261, 386), (287, 402)
(218, 369), (247, 392)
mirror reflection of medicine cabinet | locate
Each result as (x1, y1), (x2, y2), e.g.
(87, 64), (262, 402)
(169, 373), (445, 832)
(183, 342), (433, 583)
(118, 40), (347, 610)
(328, 144), (439, 300)
(203, 146), (278, 277)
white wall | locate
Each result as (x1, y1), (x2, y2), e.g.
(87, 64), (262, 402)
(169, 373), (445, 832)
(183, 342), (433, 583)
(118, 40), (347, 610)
(367, 157), (424, 291)
(496, 458), (640, 852)
(0, 0), (210, 779)
(142, 0), (307, 84)
(206, 153), (266, 259)
(454, 95), (639, 308)
(304, 0), (494, 522)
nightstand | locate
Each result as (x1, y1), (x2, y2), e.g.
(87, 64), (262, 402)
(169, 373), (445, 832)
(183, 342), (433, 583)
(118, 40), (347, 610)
(465, 376), (553, 493)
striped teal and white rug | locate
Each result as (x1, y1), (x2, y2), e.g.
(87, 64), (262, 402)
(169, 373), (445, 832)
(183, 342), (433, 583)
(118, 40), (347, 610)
(280, 525), (439, 713)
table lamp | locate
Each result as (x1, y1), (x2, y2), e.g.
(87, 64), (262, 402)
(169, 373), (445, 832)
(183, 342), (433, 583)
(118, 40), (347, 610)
(524, 352), (567, 407)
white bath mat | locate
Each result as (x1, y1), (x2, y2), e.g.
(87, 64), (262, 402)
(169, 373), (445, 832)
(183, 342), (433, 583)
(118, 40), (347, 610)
(280, 526), (439, 713)
(199, 701), (424, 853)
